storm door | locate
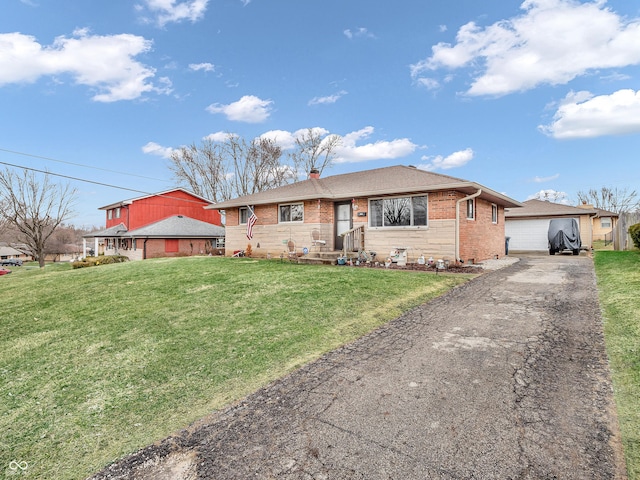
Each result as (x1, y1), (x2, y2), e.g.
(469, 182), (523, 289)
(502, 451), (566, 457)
(334, 202), (352, 251)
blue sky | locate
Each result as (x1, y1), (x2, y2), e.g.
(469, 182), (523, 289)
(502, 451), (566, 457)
(1, 0), (640, 227)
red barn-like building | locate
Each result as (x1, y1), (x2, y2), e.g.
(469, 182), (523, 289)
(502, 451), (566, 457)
(83, 189), (225, 260)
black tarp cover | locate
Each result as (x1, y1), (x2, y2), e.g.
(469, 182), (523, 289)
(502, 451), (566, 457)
(548, 218), (581, 251)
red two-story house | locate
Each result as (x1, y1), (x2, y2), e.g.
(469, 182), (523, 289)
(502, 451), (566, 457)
(83, 189), (225, 260)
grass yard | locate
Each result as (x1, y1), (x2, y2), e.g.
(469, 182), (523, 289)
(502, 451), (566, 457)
(594, 251), (640, 480)
(0, 256), (472, 479)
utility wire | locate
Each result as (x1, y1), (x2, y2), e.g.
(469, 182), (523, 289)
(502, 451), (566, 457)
(0, 160), (215, 206)
(0, 147), (169, 182)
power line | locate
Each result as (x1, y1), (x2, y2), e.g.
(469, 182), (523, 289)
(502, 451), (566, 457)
(0, 160), (214, 206)
(0, 147), (169, 183)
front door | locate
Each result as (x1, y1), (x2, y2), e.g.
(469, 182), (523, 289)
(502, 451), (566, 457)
(335, 202), (352, 251)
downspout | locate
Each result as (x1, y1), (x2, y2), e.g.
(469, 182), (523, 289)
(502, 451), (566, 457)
(455, 189), (482, 264)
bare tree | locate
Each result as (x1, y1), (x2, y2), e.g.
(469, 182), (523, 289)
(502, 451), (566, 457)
(224, 135), (293, 197)
(289, 128), (342, 177)
(169, 134), (294, 202)
(0, 168), (77, 268)
(576, 186), (640, 214)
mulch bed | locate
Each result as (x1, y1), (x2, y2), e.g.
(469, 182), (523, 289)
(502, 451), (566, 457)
(339, 260), (483, 274)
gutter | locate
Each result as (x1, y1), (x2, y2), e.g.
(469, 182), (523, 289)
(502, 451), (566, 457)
(455, 189), (482, 263)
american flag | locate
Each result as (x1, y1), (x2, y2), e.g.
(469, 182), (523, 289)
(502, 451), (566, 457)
(246, 211), (258, 240)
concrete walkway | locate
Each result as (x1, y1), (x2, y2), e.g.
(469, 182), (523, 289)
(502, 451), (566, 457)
(91, 255), (627, 480)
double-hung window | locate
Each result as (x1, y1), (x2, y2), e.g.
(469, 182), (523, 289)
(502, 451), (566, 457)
(600, 217), (611, 228)
(466, 199), (475, 220)
(239, 207), (250, 224)
(279, 203), (304, 223)
(370, 195), (428, 227)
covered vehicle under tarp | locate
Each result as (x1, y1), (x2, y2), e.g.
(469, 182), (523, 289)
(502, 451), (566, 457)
(548, 218), (581, 255)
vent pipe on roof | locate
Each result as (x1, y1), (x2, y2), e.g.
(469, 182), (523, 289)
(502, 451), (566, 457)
(309, 168), (320, 179)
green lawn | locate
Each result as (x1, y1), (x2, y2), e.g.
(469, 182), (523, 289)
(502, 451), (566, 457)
(0, 257), (472, 479)
(594, 251), (640, 480)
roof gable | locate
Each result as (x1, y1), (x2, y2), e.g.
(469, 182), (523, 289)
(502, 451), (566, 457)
(99, 188), (213, 211)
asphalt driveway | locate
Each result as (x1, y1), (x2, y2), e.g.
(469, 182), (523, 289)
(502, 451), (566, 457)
(91, 255), (627, 480)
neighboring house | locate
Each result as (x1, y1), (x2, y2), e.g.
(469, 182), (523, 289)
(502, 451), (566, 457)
(0, 245), (29, 261)
(83, 189), (224, 260)
(505, 199), (597, 253)
(207, 165), (523, 264)
(45, 244), (84, 263)
(578, 204), (618, 243)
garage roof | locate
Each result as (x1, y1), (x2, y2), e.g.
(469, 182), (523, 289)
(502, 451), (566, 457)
(505, 199), (596, 218)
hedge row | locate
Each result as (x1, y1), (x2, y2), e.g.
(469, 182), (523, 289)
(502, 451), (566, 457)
(72, 255), (129, 269)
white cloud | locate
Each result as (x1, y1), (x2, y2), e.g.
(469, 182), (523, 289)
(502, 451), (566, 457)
(0, 30), (165, 102)
(411, 0), (640, 96)
(334, 126), (417, 163)
(260, 130), (297, 149)
(204, 131), (234, 142)
(308, 90), (347, 106)
(418, 148), (473, 171)
(415, 78), (439, 90)
(527, 189), (569, 203)
(189, 62), (214, 72)
(206, 95), (273, 123)
(260, 127), (332, 150)
(539, 89), (640, 138)
(137, 0), (209, 27)
(261, 126), (416, 163)
(142, 141), (175, 158)
(343, 28), (376, 40)
(532, 173), (560, 182)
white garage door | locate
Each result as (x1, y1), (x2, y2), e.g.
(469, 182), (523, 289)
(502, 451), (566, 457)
(505, 219), (550, 251)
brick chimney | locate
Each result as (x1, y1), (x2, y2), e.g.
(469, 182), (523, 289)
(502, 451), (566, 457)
(309, 168), (320, 179)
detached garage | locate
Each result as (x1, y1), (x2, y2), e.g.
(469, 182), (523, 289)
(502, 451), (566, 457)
(505, 199), (596, 253)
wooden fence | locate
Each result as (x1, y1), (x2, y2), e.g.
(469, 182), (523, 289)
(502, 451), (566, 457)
(614, 212), (640, 250)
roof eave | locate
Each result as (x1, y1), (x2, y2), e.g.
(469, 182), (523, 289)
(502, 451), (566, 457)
(208, 181), (523, 209)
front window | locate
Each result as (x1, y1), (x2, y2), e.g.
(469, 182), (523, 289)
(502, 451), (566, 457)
(370, 195), (428, 227)
(107, 209), (113, 220)
(466, 199), (475, 220)
(239, 207), (250, 224)
(600, 217), (611, 228)
(115, 207), (121, 219)
(279, 203), (304, 222)
(215, 237), (225, 248)
(492, 204), (498, 224)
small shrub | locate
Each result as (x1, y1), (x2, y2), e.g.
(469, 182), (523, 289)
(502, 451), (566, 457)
(629, 223), (640, 250)
(72, 255), (129, 269)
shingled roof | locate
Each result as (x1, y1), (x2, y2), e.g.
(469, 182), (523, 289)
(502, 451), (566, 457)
(83, 223), (128, 238)
(125, 215), (225, 238)
(208, 165), (523, 210)
(505, 199), (597, 218)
